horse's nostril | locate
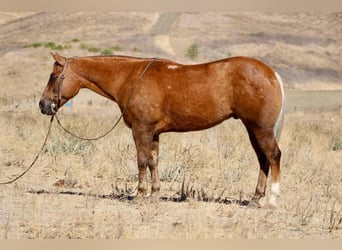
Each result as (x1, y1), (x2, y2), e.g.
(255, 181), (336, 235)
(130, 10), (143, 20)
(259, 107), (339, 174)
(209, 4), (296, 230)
(39, 99), (54, 115)
(39, 100), (44, 110)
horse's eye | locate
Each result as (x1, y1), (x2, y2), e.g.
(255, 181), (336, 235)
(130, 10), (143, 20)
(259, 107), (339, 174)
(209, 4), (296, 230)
(50, 74), (57, 81)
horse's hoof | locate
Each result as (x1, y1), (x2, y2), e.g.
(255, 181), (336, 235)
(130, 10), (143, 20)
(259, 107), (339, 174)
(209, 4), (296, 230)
(131, 191), (147, 203)
(247, 200), (261, 209)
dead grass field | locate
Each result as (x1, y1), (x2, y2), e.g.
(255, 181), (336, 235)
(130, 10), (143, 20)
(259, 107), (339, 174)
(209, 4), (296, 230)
(0, 12), (342, 239)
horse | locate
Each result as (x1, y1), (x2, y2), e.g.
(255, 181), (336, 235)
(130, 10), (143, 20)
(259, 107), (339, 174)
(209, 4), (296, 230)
(39, 52), (285, 208)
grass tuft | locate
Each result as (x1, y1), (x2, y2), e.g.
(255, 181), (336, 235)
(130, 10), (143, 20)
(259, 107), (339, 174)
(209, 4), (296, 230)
(79, 43), (89, 49)
(101, 49), (113, 56)
(110, 45), (122, 51)
(332, 136), (342, 151)
(32, 42), (43, 48)
(186, 43), (199, 60)
(44, 136), (93, 156)
(44, 42), (70, 50)
(88, 47), (101, 53)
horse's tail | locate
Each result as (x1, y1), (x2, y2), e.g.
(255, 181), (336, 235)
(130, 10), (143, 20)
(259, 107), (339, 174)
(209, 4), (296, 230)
(274, 72), (285, 143)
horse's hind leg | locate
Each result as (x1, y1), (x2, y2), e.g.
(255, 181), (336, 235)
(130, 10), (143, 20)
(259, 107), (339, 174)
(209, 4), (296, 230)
(246, 127), (281, 208)
(246, 127), (269, 208)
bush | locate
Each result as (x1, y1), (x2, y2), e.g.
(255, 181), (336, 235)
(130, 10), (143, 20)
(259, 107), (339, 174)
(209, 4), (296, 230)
(44, 136), (93, 156)
(186, 43), (199, 60)
(88, 47), (101, 53)
(332, 136), (342, 151)
(101, 49), (113, 55)
(111, 45), (122, 51)
(63, 44), (72, 49)
(44, 42), (71, 50)
(25, 41), (72, 50)
(32, 42), (42, 48)
(79, 43), (122, 54)
(79, 43), (89, 49)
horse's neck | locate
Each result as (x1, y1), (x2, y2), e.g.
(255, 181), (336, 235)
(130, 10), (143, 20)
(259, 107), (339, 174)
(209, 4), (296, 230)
(73, 57), (143, 102)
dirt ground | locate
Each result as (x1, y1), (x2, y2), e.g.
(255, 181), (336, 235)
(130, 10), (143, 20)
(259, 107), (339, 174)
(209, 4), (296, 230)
(0, 12), (341, 239)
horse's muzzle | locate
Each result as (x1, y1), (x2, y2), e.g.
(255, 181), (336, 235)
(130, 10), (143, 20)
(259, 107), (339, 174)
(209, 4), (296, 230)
(39, 99), (55, 115)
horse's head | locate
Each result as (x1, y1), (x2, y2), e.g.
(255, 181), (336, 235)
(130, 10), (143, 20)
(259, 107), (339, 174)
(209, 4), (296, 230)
(39, 53), (81, 115)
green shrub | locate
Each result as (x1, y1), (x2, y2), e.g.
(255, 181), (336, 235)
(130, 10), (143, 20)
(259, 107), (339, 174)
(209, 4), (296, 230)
(25, 41), (71, 50)
(44, 42), (71, 50)
(54, 45), (64, 50)
(101, 49), (113, 55)
(79, 43), (121, 54)
(79, 43), (89, 49)
(44, 137), (93, 156)
(332, 136), (342, 151)
(88, 47), (101, 53)
(63, 44), (72, 49)
(32, 42), (42, 48)
(186, 43), (199, 60)
(111, 45), (122, 51)
(45, 42), (57, 49)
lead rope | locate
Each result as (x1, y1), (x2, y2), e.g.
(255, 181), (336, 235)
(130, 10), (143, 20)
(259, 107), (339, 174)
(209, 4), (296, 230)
(0, 115), (54, 185)
(54, 112), (120, 141)
(54, 58), (155, 141)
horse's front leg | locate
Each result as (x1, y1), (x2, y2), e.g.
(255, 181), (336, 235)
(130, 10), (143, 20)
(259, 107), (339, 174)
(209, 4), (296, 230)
(149, 134), (160, 194)
(132, 125), (160, 198)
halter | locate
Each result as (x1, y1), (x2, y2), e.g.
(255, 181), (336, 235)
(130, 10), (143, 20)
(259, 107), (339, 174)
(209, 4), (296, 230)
(52, 60), (68, 114)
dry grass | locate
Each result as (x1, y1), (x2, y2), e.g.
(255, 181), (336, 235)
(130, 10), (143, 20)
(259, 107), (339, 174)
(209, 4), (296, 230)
(1, 101), (342, 238)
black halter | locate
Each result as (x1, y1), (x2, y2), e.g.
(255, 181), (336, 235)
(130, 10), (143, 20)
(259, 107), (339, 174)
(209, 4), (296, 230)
(52, 61), (67, 114)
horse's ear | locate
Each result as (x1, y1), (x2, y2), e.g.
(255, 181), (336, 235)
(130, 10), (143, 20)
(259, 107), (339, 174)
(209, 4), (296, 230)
(51, 52), (66, 66)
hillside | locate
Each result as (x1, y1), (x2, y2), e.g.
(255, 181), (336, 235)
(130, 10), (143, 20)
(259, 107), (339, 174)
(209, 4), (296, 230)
(0, 12), (341, 103)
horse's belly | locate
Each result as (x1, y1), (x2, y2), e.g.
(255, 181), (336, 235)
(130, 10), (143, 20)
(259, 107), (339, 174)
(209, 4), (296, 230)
(165, 105), (230, 132)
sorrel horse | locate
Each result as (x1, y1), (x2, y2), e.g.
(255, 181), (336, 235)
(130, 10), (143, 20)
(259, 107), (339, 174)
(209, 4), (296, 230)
(40, 53), (285, 208)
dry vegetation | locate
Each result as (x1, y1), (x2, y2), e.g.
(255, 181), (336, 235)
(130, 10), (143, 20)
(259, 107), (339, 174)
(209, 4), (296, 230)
(0, 12), (342, 239)
(1, 105), (341, 239)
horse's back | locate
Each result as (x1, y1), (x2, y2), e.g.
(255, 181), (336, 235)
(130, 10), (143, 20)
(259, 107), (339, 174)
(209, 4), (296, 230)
(146, 57), (281, 132)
